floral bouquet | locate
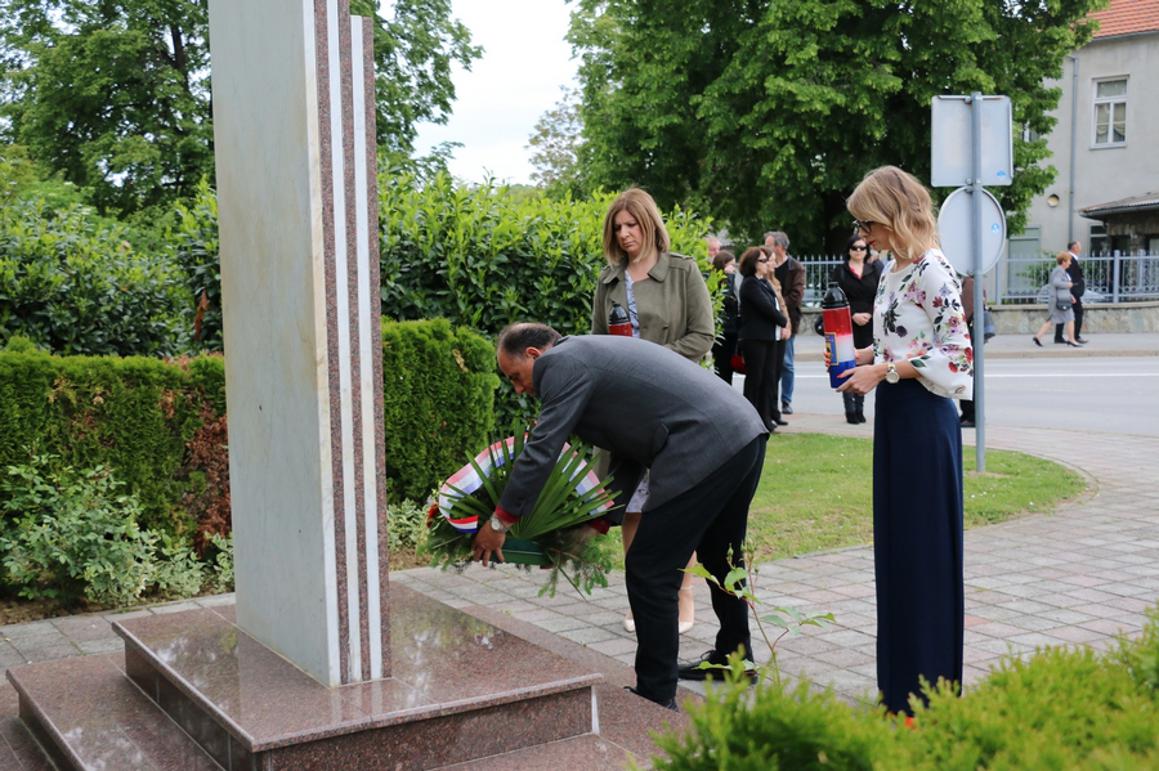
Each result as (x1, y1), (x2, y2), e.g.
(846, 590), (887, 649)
(424, 423), (618, 596)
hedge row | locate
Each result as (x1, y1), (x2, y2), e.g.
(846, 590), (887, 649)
(0, 319), (498, 545)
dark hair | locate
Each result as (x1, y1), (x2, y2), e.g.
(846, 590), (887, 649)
(1067, 240), (1080, 251)
(738, 246), (764, 277)
(845, 234), (868, 260)
(498, 323), (561, 356)
(711, 250), (736, 271)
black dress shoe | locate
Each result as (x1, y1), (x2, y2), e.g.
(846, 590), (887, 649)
(624, 685), (678, 711)
(856, 412), (867, 424)
(1053, 339), (1066, 344)
(677, 649), (758, 683)
(781, 403), (794, 415)
(775, 417), (788, 426)
(846, 412), (858, 424)
(1076, 337), (1090, 344)
(960, 419), (975, 428)
(1032, 337), (1042, 347)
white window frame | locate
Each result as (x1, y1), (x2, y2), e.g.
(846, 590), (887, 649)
(1091, 76), (1127, 148)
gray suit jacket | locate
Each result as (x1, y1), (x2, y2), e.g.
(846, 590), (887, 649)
(498, 335), (767, 518)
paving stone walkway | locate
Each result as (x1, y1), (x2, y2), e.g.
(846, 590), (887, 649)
(2, 408), (1156, 713)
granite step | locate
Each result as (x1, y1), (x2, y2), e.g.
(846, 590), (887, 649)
(434, 734), (632, 770)
(0, 717), (56, 770)
(6, 653), (220, 770)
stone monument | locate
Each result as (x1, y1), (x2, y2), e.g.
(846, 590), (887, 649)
(3, 2), (689, 766)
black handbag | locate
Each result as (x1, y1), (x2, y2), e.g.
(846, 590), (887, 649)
(1055, 299), (1071, 312)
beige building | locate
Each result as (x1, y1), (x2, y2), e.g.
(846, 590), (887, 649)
(1016, 0), (1159, 260)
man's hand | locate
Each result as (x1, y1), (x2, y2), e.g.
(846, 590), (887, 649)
(473, 525), (506, 567)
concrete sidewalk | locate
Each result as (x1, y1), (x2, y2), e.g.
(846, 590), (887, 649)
(2, 349), (1156, 712)
(795, 328), (1159, 362)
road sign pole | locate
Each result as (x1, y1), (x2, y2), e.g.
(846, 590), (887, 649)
(970, 92), (986, 473)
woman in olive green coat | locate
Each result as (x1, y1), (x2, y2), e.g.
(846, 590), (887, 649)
(590, 188), (714, 635)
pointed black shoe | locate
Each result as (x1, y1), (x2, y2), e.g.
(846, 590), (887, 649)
(677, 649), (758, 683)
(624, 685), (678, 711)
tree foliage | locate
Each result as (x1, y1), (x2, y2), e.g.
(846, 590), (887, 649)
(0, 0), (480, 214)
(527, 86), (585, 197)
(568, 0), (1104, 251)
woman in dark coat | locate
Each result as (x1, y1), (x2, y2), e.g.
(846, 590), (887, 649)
(831, 234), (883, 423)
(736, 246), (788, 432)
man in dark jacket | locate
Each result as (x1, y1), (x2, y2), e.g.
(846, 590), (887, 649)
(766, 231), (805, 414)
(475, 324), (768, 710)
(1055, 240), (1087, 344)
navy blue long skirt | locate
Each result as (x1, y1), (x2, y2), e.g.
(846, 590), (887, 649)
(873, 378), (964, 714)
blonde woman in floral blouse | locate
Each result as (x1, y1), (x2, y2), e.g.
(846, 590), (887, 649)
(839, 165), (974, 717)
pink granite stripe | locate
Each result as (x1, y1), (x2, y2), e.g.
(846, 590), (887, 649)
(336, 1), (373, 684)
(362, 15), (391, 680)
(315, 0), (351, 684)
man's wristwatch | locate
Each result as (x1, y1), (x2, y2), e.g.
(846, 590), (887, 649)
(885, 362), (900, 384)
(488, 515), (509, 533)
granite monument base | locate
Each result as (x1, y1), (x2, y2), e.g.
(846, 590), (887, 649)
(7, 583), (684, 769)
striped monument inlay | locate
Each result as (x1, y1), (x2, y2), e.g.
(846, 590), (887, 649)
(313, 0), (388, 685)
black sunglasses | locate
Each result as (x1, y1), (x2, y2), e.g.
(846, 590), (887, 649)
(850, 245), (868, 251)
(852, 219), (876, 234)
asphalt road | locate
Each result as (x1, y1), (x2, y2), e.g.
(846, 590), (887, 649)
(742, 354), (1159, 438)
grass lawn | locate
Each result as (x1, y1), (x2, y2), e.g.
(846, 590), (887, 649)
(597, 432), (1085, 569)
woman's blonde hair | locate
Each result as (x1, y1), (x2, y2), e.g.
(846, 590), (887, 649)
(602, 188), (670, 266)
(847, 166), (939, 261)
(1056, 251), (1071, 266)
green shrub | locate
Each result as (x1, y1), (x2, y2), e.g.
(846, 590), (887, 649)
(0, 319), (494, 551)
(0, 459), (204, 607)
(0, 198), (188, 356)
(202, 533), (234, 595)
(653, 609), (1159, 770)
(379, 172), (714, 338)
(0, 346), (225, 536)
(386, 499), (428, 555)
(381, 319), (498, 501)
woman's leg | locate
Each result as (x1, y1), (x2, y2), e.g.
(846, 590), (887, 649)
(678, 553), (696, 631)
(1065, 320), (1078, 344)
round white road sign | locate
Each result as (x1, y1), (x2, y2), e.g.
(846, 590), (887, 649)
(937, 186), (1006, 276)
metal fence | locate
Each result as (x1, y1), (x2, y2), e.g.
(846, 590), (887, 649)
(1002, 252), (1159, 304)
(795, 253), (1159, 305)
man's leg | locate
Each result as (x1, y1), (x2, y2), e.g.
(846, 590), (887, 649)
(1054, 322), (1065, 344)
(780, 336), (795, 410)
(626, 436), (766, 704)
(1074, 300), (1085, 340)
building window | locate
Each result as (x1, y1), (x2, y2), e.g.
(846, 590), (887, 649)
(1092, 78), (1127, 147)
(1089, 225), (1107, 256)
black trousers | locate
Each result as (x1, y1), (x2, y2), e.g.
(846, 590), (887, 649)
(740, 338), (781, 428)
(713, 333), (738, 385)
(626, 435), (767, 703)
(1055, 298), (1083, 340)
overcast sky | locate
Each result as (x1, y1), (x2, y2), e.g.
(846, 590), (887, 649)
(412, 0), (577, 185)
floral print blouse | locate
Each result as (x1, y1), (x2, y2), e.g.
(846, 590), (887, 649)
(873, 248), (974, 399)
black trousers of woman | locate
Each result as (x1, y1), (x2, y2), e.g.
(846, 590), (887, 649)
(740, 339), (780, 428)
(873, 379), (964, 714)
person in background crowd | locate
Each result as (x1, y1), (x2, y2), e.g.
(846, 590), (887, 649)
(958, 272), (981, 428)
(1033, 252), (1082, 348)
(839, 165), (973, 717)
(1054, 240), (1088, 344)
(706, 235), (722, 262)
(766, 231), (805, 416)
(479, 324), (768, 711)
(711, 250), (740, 384)
(736, 247), (788, 432)
(830, 234), (882, 424)
(591, 187), (714, 636)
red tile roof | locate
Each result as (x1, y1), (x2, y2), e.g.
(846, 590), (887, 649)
(1091, 0), (1159, 39)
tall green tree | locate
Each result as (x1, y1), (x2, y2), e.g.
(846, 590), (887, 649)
(0, 0), (480, 214)
(569, 0), (1103, 250)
